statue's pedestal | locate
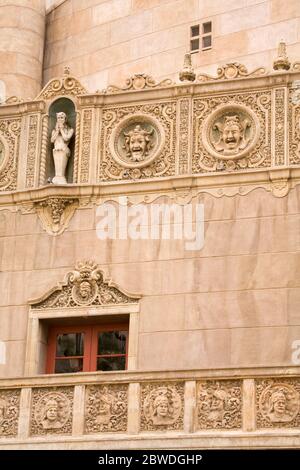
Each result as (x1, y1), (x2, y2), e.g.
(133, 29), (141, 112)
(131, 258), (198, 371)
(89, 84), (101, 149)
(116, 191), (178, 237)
(53, 149), (68, 185)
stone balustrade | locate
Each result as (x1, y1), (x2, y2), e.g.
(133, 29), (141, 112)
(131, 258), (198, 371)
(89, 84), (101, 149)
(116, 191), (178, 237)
(0, 367), (300, 449)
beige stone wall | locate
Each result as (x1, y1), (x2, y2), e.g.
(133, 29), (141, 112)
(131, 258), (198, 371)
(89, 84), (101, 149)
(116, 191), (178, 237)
(44, 0), (300, 91)
(1, 186), (300, 377)
(0, 0), (45, 100)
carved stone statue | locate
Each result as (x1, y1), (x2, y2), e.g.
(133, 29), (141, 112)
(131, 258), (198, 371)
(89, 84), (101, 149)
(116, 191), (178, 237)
(51, 111), (74, 184)
(123, 125), (153, 162)
(212, 114), (250, 155)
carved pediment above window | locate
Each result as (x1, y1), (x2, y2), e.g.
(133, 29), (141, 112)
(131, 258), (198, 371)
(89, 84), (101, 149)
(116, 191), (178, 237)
(35, 67), (87, 100)
(30, 261), (140, 309)
(197, 63), (266, 82)
(103, 73), (173, 94)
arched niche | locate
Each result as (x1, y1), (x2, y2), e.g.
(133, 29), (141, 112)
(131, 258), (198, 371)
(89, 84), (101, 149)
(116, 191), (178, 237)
(47, 97), (76, 184)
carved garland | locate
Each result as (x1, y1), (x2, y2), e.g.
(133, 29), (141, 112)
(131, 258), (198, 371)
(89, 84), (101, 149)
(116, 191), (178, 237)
(30, 260), (140, 309)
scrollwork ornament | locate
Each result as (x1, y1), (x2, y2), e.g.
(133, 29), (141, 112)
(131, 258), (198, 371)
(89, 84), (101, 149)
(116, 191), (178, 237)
(197, 380), (242, 430)
(141, 383), (184, 431)
(0, 118), (21, 191)
(256, 380), (300, 428)
(85, 385), (128, 433)
(0, 389), (20, 437)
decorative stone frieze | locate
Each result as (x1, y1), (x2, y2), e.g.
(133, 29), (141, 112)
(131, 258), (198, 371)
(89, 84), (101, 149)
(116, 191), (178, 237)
(256, 379), (300, 428)
(193, 91), (271, 173)
(30, 260), (140, 309)
(31, 388), (73, 436)
(141, 383), (184, 431)
(289, 84), (300, 165)
(99, 102), (176, 181)
(103, 74), (173, 94)
(0, 118), (21, 191)
(197, 380), (242, 430)
(0, 389), (20, 438)
(197, 62), (266, 82)
(85, 385), (128, 433)
(25, 114), (39, 188)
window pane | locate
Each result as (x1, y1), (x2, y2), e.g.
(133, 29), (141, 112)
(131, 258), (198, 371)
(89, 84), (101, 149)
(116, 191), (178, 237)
(97, 356), (126, 371)
(56, 333), (84, 357)
(203, 22), (212, 34)
(55, 358), (83, 373)
(202, 35), (212, 49)
(97, 331), (127, 355)
(191, 25), (199, 37)
(190, 38), (199, 52)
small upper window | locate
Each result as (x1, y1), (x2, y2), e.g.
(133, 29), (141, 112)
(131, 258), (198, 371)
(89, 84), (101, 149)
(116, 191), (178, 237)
(190, 21), (212, 53)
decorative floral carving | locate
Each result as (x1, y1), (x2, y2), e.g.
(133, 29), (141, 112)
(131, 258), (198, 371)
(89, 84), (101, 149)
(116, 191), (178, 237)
(100, 102), (176, 180)
(0, 118), (21, 191)
(256, 379), (300, 428)
(31, 388), (73, 436)
(178, 98), (190, 174)
(289, 85), (300, 164)
(0, 389), (20, 437)
(197, 380), (242, 430)
(193, 91), (271, 173)
(85, 385), (128, 433)
(30, 260), (140, 309)
(103, 74), (173, 94)
(35, 69), (87, 101)
(25, 114), (39, 188)
(197, 62), (266, 82)
(35, 197), (78, 236)
(274, 88), (286, 165)
(141, 383), (184, 431)
(79, 109), (92, 183)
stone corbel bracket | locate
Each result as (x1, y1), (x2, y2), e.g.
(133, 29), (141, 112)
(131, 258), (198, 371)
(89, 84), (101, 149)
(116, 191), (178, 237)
(269, 169), (291, 197)
(20, 197), (79, 236)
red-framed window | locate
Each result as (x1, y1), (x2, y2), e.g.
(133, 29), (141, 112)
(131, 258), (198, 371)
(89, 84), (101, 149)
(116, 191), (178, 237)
(46, 323), (128, 374)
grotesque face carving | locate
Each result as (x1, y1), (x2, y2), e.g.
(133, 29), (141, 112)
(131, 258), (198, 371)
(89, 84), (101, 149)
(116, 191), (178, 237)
(41, 399), (61, 429)
(124, 125), (153, 162)
(154, 395), (169, 418)
(213, 114), (250, 155)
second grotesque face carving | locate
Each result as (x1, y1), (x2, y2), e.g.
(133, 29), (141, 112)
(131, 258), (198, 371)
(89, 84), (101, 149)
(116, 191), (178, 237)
(213, 114), (250, 155)
(123, 125), (153, 162)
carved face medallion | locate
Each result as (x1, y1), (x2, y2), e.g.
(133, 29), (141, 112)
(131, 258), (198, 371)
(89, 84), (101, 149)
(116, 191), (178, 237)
(202, 104), (260, 160)
(34, 392), (71, 431)
(110, 114), (165, 169)
(143, 386), (182, 427)
(259, 383), (300, 424)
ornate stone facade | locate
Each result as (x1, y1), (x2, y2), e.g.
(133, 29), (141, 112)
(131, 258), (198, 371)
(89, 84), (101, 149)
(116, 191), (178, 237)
(197, 380), (242, 430)
(30, 260), (140, 309)
(85, 385), (128, 433)
(30, 388), (73, 436)
(140, 383), (184, 431)
(0, 389), (20, 438)
(256, 379), (300, 428)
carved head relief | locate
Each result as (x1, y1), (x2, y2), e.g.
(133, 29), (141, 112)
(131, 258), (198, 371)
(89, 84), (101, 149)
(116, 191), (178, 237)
(110, 114), (165, 169)
(143, 386), (182, 426)
(123, 125), (153, 162)
(34, 392), (71, 430)
(259, 384), (300, 424)
(202, 104), (260, 161)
